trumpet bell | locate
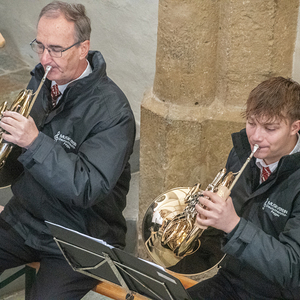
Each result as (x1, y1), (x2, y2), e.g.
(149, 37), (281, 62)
(142, 187), (224, 276)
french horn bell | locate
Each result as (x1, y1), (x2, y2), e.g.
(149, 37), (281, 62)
(142, 144), (259, 276)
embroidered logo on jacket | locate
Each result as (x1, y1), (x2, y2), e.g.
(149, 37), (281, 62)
(262, 199), (288, 217)
(54, 131), (77, 149)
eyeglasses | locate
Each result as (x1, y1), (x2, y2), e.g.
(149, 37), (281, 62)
(30, 39), (81, 58)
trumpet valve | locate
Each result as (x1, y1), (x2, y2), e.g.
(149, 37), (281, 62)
(0, 101), (7, 116)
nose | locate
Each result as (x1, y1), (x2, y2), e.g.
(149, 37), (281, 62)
(251, 126), (264, 142)
(39, 48), (52, 66)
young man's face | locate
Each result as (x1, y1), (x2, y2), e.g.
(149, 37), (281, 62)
(246, 115), (300, 164)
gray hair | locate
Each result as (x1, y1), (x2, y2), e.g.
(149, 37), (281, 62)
(39, 1), (91, 43)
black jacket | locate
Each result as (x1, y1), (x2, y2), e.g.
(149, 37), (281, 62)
(220, 128), (300, 299)
(1, 51), (136, 253)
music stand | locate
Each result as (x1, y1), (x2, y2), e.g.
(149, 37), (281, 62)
(46, 221), (192, 300)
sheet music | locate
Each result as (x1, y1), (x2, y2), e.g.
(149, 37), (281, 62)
(47, 220), (192, 300)
(45, 221), (114, 249)
(47, 221), (166, 270)
(138, 257), (165, 271)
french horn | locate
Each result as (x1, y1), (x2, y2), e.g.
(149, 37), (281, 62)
(0, 66), (51, 187)
(142, 144), (259, 275)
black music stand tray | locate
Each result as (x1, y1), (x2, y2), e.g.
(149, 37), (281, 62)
(46, 221), (192, 300)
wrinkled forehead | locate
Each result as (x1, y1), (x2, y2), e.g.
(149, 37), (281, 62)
(37, 14), (76, 46)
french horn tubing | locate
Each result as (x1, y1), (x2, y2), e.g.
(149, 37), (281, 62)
(0, 65), (51, 170)
(142, 144), (259, 275)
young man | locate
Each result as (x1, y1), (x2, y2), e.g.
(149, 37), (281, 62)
(0, 1), (135, 299)
(188, 77), (300, 299)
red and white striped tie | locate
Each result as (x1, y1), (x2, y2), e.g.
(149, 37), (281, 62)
(261, 166), (271, 182)
(51, 84), (61, 107)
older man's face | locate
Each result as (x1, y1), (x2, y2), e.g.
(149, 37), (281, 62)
(36, 14), (88, 85)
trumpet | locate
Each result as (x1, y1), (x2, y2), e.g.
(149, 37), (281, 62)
(142, 144), (259, 275)
(0, 65), (52, 170)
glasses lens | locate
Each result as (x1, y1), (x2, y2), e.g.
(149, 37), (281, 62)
(30, 41), (62, 58)
(49, 49), (62, 58)
(31, 41), (44, 54)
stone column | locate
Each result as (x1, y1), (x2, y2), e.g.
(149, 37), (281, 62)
(139, 0), (299, 265)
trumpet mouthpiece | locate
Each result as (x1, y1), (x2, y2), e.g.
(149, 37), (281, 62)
(45, 65), (52, 72)
(253, 144), (259, 153)
(41, 66), (52, 83)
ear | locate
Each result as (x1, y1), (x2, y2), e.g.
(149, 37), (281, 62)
(290, 120), (300, 135)
(79, 40), (90, 60)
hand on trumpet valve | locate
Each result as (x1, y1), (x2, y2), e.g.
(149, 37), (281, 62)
(0, 110), (39, 149)
(195, 190), (240, 233)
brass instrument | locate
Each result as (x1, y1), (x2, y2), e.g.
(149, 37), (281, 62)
(142, 144), (259, 275)
(0, 66), (51, 186)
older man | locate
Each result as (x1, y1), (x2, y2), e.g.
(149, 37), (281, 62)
(0, 1), (135, 299)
